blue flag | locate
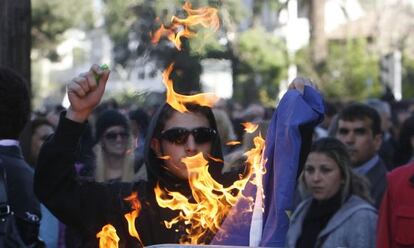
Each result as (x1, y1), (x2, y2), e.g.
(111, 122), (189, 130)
(212, 86), (324, 247)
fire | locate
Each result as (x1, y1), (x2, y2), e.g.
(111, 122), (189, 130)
(154, 133), (266, 244)
(97, 193), (144, 248)
(162, 63), (219, 112)
(124, 192), (144, 246)
(151, 2), (221, 112)
(97, 1), (269, 246)
(226, 140), (241, 146)
(96, 224), (119, 248)
(241, 122), (259, 133)
(151, 2), (219, 50)
(159, 155), (171, 160)
(207, 154), (224, 163)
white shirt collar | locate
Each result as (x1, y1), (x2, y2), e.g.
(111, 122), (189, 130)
(0, 139), (20, 146)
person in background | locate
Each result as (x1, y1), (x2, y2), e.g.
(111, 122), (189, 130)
(365, 99), (394, 169)
(93, 109), (135, 183)
(286, 137), (377, 248)
(128, 108), (149, 173)
(46, 104), (65, 128)
(20, 117), (55, 168)
(335, 103), (387, 208)
(392, 115), (414, 167)
(377, 159), (414, 248)
(19, 117), (59, 247)
(212, 108), (237, 156)
(314, 100), (337, 140)
(0, 66), (44, 246)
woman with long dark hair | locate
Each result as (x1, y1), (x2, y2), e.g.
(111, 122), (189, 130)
(286, 137), (377, 248)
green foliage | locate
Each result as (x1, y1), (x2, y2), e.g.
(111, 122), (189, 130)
(234, 27), (288, 106)
(100, 0), (286, 106)
(103, 0), (138, 44)
(402, 55), (414, 98)
(105, 89), (150, 107)
(32, 0), (95, 56)
(296, 38), (382, 101)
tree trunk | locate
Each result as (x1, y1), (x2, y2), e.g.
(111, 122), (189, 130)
(0, 0), (32, 89)
(309, 0), (327, 66)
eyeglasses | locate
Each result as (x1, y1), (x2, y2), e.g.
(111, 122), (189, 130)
(160, 127), (217, 145)
(104, 131), (129, 141)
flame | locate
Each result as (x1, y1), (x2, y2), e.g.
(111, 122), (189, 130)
(163, 63), (219, 112)
(124, 192), (144, 246)
(159, 155), (171, 160)
(151, 1), (221, 112)
(151, 2), (219, 50)
(96, 224), (119, 248)
(154, 132), (266, 244)
(226, 140), (241, 146)
(207, 154), (224, 163)
(241, 122), (259, 133)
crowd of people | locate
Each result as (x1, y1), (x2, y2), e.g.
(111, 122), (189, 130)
(1, 64), (414, 247)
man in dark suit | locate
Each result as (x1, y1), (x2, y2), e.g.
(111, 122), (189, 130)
(0, 66), (43, 246)
(336, 103), (388, 208)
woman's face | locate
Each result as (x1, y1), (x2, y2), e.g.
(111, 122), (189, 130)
(101, 126), (130, 157)
(152, 111), (213, 180)
(304, 152), (343, 201)
(31, 124), (54, 162)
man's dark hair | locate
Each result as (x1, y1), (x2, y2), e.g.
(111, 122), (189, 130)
(0, 66), (30, 139)
(337, 103), (382, 136)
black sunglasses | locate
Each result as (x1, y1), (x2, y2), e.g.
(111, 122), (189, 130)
(104, 131), (129, 141)
(160, 127), (217, 145)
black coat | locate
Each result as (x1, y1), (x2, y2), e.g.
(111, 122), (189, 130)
(0, 145), (42, 246)
(365, 158), (387, 209)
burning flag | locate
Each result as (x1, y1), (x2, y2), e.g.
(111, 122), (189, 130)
(211, 85), (324, 246)
(154, 132), (266, 244)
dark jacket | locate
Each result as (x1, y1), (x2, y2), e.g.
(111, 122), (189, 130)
(0, 145), (42, 247)
(34, 105), (236, 248)
(365, 158), (388, 208)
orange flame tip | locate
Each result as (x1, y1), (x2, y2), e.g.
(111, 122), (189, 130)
(159, 155), (171, 160)
(163, 63), (219, 112)
(242, 122), (259, 133)
(123, 192), (144, 246)
(207, 154), (224, 163)
(226, 140), (241, 146)
(151, 1), (220, 50)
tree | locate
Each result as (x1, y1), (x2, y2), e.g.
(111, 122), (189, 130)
(31, 0), (95, 59)
(402, 55), (414, 98)
(0, 0), (32, 86)
(233, 27), (288, 106)
(102, 0), (288, 104)
(296, 38), (382, 101)
(309, 0), (327, 67)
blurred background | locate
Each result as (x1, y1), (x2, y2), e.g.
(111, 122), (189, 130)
(1, 0), (413, 111)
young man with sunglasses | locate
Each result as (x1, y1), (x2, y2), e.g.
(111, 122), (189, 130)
(34, 65), (233, 247)
(34, 65), (321, 247)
